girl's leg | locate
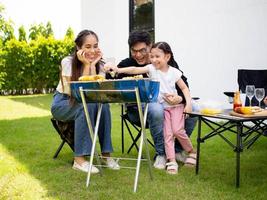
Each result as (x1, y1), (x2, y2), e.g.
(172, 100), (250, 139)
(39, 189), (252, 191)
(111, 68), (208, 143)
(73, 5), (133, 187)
(163, 108), (175, 161)
(170, 106), (193, 153)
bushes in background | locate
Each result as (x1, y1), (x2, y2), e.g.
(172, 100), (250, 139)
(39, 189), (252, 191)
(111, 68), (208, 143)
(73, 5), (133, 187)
(0, 4), (74, 95)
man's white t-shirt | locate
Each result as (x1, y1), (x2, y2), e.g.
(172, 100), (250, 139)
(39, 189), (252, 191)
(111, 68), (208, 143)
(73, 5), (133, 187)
(147, 64), (182, 108)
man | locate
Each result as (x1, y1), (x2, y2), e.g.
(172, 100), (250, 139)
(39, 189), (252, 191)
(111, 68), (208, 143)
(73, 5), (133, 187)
(108, 31), (196, 169)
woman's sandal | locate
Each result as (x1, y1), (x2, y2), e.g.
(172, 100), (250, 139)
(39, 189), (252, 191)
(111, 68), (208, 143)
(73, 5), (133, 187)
(166, 161), (178, 175)
(184, 152), (197, 167)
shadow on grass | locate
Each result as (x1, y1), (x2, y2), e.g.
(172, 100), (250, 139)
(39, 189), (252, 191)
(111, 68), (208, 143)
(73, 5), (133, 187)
(8, 94), (53, 111)
(1, 115), (267, 199)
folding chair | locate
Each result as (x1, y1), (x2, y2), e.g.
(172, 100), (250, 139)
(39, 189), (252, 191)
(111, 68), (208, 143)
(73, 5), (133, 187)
(237, 69), (267, 147)
(237, 69), (267, 106)
(50, 118), (74, 158)
(121, 104), (154, 154)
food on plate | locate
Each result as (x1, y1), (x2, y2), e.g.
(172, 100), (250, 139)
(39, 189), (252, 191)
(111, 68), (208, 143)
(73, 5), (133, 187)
(78, 75), (105, 81)
(122, 74), (143, 80)
(200, 108), (222, 115)
(234, 106), (262, 115)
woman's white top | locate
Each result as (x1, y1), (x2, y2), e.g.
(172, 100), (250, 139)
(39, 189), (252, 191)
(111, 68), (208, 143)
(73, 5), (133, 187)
(147, 64), (182, 108)
(56, 56), (72, 95)
(56, 56), (106, 95)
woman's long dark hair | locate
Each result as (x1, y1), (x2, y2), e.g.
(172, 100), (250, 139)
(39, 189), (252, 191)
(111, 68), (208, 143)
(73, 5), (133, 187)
(71, 30), (102, 82)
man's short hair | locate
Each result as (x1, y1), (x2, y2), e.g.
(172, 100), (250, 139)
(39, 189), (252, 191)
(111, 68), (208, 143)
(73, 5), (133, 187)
(128, 31), (151, 48)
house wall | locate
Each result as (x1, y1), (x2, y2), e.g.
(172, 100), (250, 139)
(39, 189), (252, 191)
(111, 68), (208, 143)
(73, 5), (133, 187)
(155, 0), (267, 105)
(81, 0), (129, 64)
(81, 0), (267, 107)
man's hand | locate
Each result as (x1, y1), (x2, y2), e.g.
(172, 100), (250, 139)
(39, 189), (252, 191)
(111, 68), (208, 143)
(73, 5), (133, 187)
(163, 93), (183, 105)
(264, 96), (267, 106)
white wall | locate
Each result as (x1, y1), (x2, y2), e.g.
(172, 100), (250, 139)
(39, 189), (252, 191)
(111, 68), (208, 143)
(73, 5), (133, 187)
(81, 0), (129, 65)
(156, 0), (267, 106)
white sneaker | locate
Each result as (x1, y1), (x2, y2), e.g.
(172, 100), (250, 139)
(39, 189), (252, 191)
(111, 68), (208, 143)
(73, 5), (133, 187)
(72, 161), (99, 174)
(153, 155), (166, 169)
(103, 157), (120, 170)
(175, 152), (187, 164)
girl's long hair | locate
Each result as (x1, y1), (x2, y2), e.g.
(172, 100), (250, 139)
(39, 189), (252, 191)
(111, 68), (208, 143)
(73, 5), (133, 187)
(151, 41), (184, 74)
(151, 42), (189, 102)
(70, 30), (102, 82)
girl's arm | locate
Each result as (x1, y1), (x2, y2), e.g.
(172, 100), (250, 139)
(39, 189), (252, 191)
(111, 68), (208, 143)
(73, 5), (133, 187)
(176, 79), (192, 113)
(105, 65), (149, 75)
(117, 66), (149, 74)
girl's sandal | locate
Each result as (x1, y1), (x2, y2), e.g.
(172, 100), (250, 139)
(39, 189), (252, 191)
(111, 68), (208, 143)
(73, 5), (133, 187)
(166, 161), (178, 175)
(184, 153), (197, 167)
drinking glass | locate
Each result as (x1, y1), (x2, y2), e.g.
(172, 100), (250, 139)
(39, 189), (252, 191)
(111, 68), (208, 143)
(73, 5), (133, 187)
(245, 85), (255, 106)
(255, 88), (265, 107)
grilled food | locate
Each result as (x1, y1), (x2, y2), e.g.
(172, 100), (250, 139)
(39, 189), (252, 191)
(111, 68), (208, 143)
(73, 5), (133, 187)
(78, 75), (105, 81)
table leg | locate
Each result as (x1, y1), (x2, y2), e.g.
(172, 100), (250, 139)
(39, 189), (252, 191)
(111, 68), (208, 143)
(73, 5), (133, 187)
(196, 116), (201, 175)
(133, 88), (153, 193)
(79, 87), (103, 188)
(236, 122), (242, 188)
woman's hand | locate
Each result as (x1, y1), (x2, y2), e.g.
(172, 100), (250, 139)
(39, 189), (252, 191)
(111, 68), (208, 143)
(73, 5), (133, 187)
(90, 48), (103, 67)
(77, 49), (91, 66)
(163, 93), (183, 105)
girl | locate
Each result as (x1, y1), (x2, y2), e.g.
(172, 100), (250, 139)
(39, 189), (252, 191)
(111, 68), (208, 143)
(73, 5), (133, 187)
(51, 30), (120, 173)
(105, 42), (196, 174)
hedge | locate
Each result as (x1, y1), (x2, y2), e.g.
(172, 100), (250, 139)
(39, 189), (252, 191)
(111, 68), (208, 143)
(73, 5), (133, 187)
(0, 37), (74, 94)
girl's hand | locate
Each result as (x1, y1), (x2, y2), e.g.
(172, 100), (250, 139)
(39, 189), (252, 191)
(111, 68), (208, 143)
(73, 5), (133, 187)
(184, 104), (192, 118)
(163, 94), (183, 105)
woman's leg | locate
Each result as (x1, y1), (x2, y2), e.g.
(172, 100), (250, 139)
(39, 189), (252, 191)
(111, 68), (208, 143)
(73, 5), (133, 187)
(97, 103), (113, 154)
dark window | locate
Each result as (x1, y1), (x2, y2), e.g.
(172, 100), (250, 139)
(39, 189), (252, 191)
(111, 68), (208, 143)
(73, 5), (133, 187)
(129, 0), (155, 42)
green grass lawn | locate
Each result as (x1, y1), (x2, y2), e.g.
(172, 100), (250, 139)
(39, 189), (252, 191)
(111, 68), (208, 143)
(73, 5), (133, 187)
(0, 94), (267, 200)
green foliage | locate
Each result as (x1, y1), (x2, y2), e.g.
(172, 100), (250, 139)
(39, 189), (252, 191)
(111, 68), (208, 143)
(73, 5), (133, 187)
(18, 26), (27, 42)
(64, 27), (75, 40)
(28, 23), (46, 40)
(0, 36), (74, 93)
(45, 22), (54, 38)
(0, 4), (15, 43)
(0, 5), (74, 94)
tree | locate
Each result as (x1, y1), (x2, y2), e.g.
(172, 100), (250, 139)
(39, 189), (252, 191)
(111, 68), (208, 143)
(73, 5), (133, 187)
(18, 25), (27, 41)
(0, 4), (15, 43)
(45, 21), (54, 38)
(64, 27), (74, 40)
(28, 23), (46, 40)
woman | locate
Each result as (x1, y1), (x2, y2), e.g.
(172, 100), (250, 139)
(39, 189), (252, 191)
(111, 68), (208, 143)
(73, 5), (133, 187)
(51, 30), (120, 173)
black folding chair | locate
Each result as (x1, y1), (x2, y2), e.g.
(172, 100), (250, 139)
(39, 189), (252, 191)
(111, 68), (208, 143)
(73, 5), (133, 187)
(237, 69), (267, 147)
(50, 118), (74, 158)
(238, 69), (267, 106)
(121, 105), (154, 154)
